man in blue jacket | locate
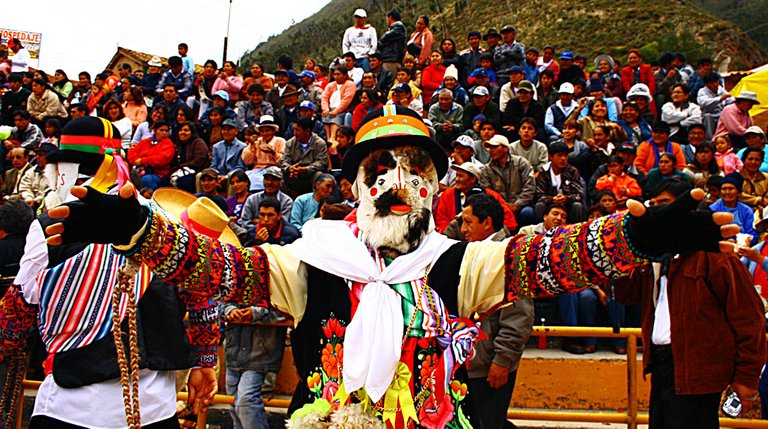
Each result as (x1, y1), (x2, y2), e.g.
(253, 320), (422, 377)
(379, 10), (407, 74)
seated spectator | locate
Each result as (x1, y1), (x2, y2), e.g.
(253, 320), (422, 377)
(170, 121), (209, 193)
(266, 69), (290, 111)
(429, 88), (464, 149)
(739, 147), (768, 210)
(682, 142), (721, 190)
(422, 50), (447, 108)
(646, 152), (691, 190)
(352, 89), (383, 132)
(122, 86), (148, 130)
(661, 83), (702, 142)
(617, 101), (651, 146)
(569, 98), (626, 145)
(225, 170), (251, 222)
(544, 82), (577, 141)
(498, 66), (525, 112)
(156, 84), (187, 129)
(280, 116), (329, 197)
(738, 206), (768, 299)
(621, 49), (656, 110)
(634, 121), (686, 174)
(369, 53), (394, 94)
(0, 200), (34, 277)
(463, 86), (501, 131)
(132, 105), (166, 146)
(39, 118), (62, 147)
(594, 54), (623, 98)
(467, 68), (499, 101)
(155, 55), (193, 100)
(102, 99), (133, 149)
(715, 91), (760, 149)
(626, 83), (656, 124)
(688, 57), (716, 99)
(596, 190), (618, 214)
(737, 126), (768, 173)
(714, 134), (743, 175)
(553, 119), (590, 178)
(654, 53), (683, 114)
(433, 65), (468, 106)
(27, 78), (67, 125)
(196, 168), (228, 210)
(697, 73), (731, 137)
(202, 106), (227, 148)
(329, 126), (355, 170)
(211, 119), (247, 176)
(595, 155), (642, 207)
(290, 173), (336, 231)
(1, 74), (30, 126)
(128, 120), (175, 190)
(681, 123), (708, 164)
(578, 78), (621, 122)
(275, 85), (301, 138)
(517, 202), (567, 238)
(502, 80), (545, 141)
(479, 134), (536, 225)
(236, 83), (274, 130)
(252, 196), (300, 245)
(242, 116), (286, 191)
(212, 60), (243, 103)
(439, 135), (482, 190)
(388, 66), (422, 101)
(322, 67), (356, 141)
(556, 50), (583, 86)
(589, 142), (648, 202)
(342, 52), (365, 89)
(6, 110), (42, 149)
(434, 162), (516, 233)
(583, 125), (615, 181)
(537, 68), (558, 109)
(284, 101), (327, 142)
(1, 147), (32, 200)
(240, 166), (294, 237)
(18, 143), (54, 209)
(710, 172), (757, 244)
(509, 117), (548, 171)
(388, 82), (424, 116)
(534, 141), (586, 222)
(703, 175), (723, 207)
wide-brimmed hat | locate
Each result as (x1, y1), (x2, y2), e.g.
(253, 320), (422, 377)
(594, 54), (615, 69)
(147, 56), (163, 67)
(341, 105), (447, 182)
(152, 187), (240, 246)
(257, 115), (279, 131)
(736, 91), (760, 105)
(280, 84), (301, 98)
(483, 29), (501, 40)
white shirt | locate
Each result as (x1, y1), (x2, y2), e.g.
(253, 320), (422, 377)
(549, 168), (562, 193)
(11, 48), (30, 72)
(342, 25), (378, 59)
(651, 264), (672, 345)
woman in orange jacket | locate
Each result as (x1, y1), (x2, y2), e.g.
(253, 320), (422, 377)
(634, 121), (686, 174)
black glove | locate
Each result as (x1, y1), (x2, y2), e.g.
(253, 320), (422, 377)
(625, 192), (722, 259)
(56, 186), (148, 246)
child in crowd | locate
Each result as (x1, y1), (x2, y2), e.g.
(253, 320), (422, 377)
(41, 118), (62, 147)
(596, 190), (618, 214)
(595, 155), (643, 207)
(714, 134), (743, 174)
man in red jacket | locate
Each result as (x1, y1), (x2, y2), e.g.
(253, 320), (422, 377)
(617, 178), (766, 428)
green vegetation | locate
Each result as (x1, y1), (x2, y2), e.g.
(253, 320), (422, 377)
(240, 0), (767, 72)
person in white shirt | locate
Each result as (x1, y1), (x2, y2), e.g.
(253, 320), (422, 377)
(341, 9), (377, 71)
(697, 73), (732, 138)
(342, 52), (365, 89)
(544, 82), (578, 141)
(6, 38), (30, 73)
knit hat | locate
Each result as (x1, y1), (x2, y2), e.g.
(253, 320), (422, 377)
(652, 121), (671, 134)
(444, 65), (459, 81)
(721, 172), (744, 192)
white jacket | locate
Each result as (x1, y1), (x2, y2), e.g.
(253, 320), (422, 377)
(342, 25), (378, 59)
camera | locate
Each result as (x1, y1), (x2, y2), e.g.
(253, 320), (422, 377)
(722, 390), (742, 417)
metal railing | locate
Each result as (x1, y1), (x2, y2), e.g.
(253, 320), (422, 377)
(16, 326), (768, 428)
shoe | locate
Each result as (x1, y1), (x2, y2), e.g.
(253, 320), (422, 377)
(614, 346), (627, 355)
(583, 345), (597, 353)
(563, 342), (586, 355)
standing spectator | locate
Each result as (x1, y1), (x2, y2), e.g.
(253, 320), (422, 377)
(27, 78), (67, 124)
(534, 141), (586, 222)
(621, 49), (656, 108)
(463, 193), (533, 429)
(290, 173), (336, 230)
(178, 43), (194, 74)
(510, 117), (548, 170)
(369, 53), (394, 94)
(213, 61), (244, 103)
(407, 15), (434, 68)
(635, 121), (686, 174)
(280, 116), (329, 197)
(122, 86), (148, 130)
(128, 120), (175, 190)
(5, 38), (29, 73)
(342, 9), (377, 71)
(715, 91), (760, 149)
(379, 10), (407, 74)
(211, 119), (247, 177)
(494, 25), (525, 86)
(102, 99), (133, 149)
(479, 134), (536, 225)
(460, 31), (484, 85)
(1, 74), (30, 125)
(156, 56), (194, 100)
(710, 172), (758, 243)
(240, 167), (294, 236)
(321, 67), (356, 143)
(738, 147), (768, 210)
(171, 121), (209, 193)
(661, 83), (702, 142)
(429, 89), (464, 149)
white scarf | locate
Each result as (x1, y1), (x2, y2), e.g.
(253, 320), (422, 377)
(287, 219), (456, 401)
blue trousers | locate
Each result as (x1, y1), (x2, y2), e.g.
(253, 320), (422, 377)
(226, 368), (269, 429)
(559, 288), (626, 346)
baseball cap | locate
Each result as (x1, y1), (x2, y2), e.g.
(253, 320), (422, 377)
(451, 162), (482, 177)
(559, 82), (574, 94)
(517, 80), (534, 93)
(472, 86), (489, 97)
(200, 168), (219, 179)
(452, 135), (475, 149)
(509, 65), (524, 74)
(299, 100), (315, 110)
(297, 70), (316, 80)
(746, 125), (765, 137)
(264, 166), (284, 180)
(617, 142), (637, 153)
(483, 134), (510, 147)
(473, 68), (489, 78)
(500, 25), (516, 34)
(353, 8), (367, 17)
(221, 118), (238, 129)
(393, 82), (412, 93)
(213, 90), (230, 101)
(560, 50), (574, 60)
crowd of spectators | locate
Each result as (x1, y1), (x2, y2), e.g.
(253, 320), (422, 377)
(0, 10), (767, 426)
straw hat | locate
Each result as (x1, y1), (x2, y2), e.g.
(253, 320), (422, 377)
(152, 188), (240, 246)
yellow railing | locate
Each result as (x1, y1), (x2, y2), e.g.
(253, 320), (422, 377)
(16, 326), (768, 428)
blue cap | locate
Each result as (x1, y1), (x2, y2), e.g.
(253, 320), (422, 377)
(509, 65), (523, 74)
(393, 82), (412, 93)
(299, 100), (315, 110)
(560, 50), (574, 60)
(213, 90), (230, 101)
(298, 70), (316, 80)
(474, 68), (488, 78)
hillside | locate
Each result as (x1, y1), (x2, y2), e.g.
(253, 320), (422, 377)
(240, 0), (768, 73)
(697, 0), (768, 55)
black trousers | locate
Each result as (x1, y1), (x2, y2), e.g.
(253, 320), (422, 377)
(649, 357), (721, 429)
(30, 415), (180, 429)
(467, 370), (518, 429)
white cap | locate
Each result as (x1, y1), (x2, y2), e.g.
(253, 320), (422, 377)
(559, 82), (574, 94)
(746, 125), (765, 136)
(451, 162), (482, 178)
(483, 134), (510, 147)
(472, 86), (490, 97)
(354, 8), (367, 17)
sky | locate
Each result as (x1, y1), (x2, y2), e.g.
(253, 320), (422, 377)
(6, 0), (331, 77)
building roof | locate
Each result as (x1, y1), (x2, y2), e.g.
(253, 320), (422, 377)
(105, 47), (204, 75)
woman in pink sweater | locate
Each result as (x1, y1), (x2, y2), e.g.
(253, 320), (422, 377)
(321, 66), (356, 144)
(212, 61), (243, 102)
(122, 86), (148, 130)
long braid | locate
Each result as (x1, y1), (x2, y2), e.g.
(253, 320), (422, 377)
(0, 351), (26, 429)
(111, 260), (142, 429)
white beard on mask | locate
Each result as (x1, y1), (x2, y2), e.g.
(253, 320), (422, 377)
(353, 147), (438, 256)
